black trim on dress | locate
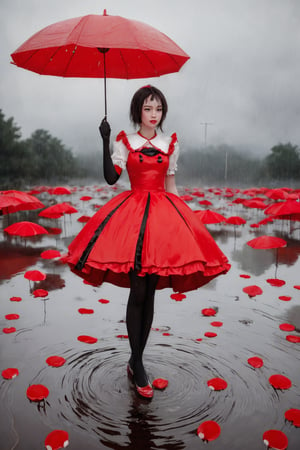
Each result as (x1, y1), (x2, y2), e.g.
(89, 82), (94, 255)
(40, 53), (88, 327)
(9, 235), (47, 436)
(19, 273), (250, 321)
(75, 193), (133, 270)
(134, 192), (151, 271)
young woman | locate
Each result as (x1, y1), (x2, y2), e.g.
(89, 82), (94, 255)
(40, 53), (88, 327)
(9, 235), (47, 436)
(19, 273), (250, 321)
(66, 85), (230, 399)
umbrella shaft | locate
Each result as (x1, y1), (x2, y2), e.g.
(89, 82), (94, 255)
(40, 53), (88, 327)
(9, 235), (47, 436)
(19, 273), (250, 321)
(98, 48), (110, 118)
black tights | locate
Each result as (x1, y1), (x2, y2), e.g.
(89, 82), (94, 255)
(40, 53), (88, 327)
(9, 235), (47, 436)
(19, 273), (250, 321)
(126, 270), (159, 387)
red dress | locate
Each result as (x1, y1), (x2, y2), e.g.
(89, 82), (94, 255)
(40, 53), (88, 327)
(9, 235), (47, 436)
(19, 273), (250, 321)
(66, 131), (230, 292)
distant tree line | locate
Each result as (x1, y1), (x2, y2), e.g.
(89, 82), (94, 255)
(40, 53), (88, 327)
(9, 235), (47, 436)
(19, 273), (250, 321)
(0, 109), (84, 189)
(1, 108), (300, 189)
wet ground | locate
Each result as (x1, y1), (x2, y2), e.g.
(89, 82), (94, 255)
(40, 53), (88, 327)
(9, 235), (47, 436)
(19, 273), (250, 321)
(0, 183), (300, 449)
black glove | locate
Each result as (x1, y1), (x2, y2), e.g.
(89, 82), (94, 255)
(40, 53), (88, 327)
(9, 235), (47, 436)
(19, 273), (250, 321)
(99, 118), (111, 141)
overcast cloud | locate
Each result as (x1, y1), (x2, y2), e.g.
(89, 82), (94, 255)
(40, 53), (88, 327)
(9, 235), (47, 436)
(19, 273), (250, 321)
(1, 0), (300, 157)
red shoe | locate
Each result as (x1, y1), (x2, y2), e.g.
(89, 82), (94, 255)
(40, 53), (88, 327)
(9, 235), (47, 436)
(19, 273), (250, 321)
(135, 382), (153, 399)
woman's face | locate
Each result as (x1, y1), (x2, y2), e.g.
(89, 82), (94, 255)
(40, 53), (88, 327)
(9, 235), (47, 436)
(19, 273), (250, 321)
(140, 95), (163, 132)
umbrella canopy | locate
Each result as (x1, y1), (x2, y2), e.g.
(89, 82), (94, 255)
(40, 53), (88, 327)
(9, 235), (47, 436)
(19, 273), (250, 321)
(247, 236), (287, 250)
(264, 200), (300, 217)
(4, 221), (48, 237)
(10, 10), (190, 117)
(0, 190), (44, 214)
(194, 210), (226, 224)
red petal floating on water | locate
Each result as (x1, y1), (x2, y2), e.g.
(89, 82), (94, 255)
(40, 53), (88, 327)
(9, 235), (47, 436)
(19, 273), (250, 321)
(24, 270), (46, 281)
(284, 408), (300, 427)
(33, 289), (49, 298)
(46, 356), (66, 367)
(205, 332), (217, 338)
(195, 338), (203, 342)
(202, 308), (217, 316)
(279, 323), (295, 332)
(240, 274), (251, 278)
(45, 429), (69, 450)
(98, 299), (110, 304)
(207, 377), (228, 390)
(197, 420), (221, 441)
(153, 378), (169, 389)
(269, 374), (292, 390)
(286, 335), (300, 343)
(40, 249), (61, 259)
(10, 296), (22, 302)
(27, 384), (49, 401)
(278, 296), (291, 301)
(5, 314), (20, 320)
(162, 332), (171, 336)
(210, 321), (223, 327)
(266, 278), (286, 287)
(170, 293), (186, 301)
(78, 308), (94, 314)
(77, 335), (97, 344)
(3, 327), (16, 334)
(293, 285), (300, 290)
(263, 429), (288, 450)
(243, 285), (263, 297)
(2, 368), (19, 379)
(80, 196), (92, 201)
(248, 356), (264, 368)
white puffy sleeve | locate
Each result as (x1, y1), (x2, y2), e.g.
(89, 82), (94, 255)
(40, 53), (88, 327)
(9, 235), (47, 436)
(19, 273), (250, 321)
(111, 137), (129, 171)
(167, 140), (179, 176)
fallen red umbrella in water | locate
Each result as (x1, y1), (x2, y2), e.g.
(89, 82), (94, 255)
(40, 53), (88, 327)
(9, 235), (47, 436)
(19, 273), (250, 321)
(3, 327), (16, 334)
(204, 332), (217, 338)
(78, 308), (94, 314)
(207, 378), (228, 391)
(46, 356), (66, 367)
(170, 293), (186, 301)
(248, 356), (264, 368)
(243, 285), (263, 297)
(278, 295), (291, 301)
(202, 308), (217, 316)
(5, 314), (20, 320)
(10, 296), (22, 302)
(77, 335), (98, 344)
(27, 384), (49, 401)
(269, 374), (292, 390)
(45, 429), (69, 450)
(284, 408), (300, 427)
(197, 420), (221, 441)
(266, 278), (286, 287)
(262, 429), (288, 450)
(2, 368), (19, 379)
(286, 335), (300, 343)
(98, 299), (110, 304)
(40, 249), (61, 259)
(153, 378), (169, 389)
(4, 221), (48, 237)
(279, 323), (295, 332)
(33, 289), (49, 298)
(24, 270), (46, 281)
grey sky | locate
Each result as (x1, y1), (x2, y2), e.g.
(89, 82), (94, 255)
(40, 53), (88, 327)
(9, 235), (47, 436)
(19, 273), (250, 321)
(1, 0), (300, 156)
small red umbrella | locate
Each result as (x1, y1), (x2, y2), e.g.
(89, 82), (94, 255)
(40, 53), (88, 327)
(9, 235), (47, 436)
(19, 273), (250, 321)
(49, 186), (72, 195)
(247, 235), (287, 277)
(4, 221), (49, 237)
(194, 210), (226, 224)
(10, 10), (190, 117)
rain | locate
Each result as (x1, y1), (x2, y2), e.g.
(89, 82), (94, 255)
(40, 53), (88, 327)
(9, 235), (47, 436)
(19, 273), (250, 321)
(1, 1), (300, 449)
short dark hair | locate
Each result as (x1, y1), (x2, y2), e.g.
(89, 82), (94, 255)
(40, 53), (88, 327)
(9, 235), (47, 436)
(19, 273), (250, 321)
(130, 85), (168, 131)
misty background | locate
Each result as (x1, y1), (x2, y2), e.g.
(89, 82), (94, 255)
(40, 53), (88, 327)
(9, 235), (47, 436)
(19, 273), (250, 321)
(1, 0), (300, 186)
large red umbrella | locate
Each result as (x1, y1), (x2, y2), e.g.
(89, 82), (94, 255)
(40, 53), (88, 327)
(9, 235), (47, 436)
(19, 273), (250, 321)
(247, 235), (287, 278)
(10, 10), (190, 117)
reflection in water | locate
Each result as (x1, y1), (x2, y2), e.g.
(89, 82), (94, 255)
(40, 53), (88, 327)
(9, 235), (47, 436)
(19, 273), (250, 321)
(0, 241), (42, 281)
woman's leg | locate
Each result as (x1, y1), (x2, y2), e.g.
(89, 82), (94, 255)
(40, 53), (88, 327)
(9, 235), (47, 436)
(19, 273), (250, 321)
(126, 271), (158, 387)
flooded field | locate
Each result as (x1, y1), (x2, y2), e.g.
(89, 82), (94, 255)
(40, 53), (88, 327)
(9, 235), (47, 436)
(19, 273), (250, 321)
(0, 183), (300, 449)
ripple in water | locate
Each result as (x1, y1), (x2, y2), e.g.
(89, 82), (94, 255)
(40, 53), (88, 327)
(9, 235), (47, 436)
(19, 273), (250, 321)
(35, 333), (283, 449)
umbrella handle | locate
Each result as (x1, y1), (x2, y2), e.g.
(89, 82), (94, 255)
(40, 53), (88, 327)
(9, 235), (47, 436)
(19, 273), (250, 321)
(98, 48), (110, 118)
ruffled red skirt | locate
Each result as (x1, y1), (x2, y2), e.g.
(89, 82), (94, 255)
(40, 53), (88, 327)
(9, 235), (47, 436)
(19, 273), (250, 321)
(66, 189), (230, 292)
